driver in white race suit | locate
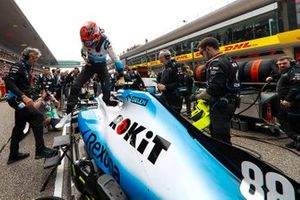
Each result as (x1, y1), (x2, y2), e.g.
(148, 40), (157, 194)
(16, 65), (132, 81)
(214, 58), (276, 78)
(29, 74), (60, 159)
(56, 21), (124, 128)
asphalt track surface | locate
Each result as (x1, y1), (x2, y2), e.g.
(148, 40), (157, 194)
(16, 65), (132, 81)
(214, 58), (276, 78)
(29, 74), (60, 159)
(0, 102), (70, 200)
(0, 101), (299, 200)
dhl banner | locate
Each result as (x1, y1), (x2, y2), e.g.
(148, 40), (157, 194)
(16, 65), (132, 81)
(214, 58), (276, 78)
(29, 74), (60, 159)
(220, 29), (300, 54)
(175, 54), (193, 61)
(129, 29), (300, 69)
(147, 60), (161, 67)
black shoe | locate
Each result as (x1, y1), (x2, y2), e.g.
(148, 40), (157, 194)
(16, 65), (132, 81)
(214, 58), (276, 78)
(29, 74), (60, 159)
(35, 147), (58, 159)
(106, 100), (118, 107)
(7, 152), (30, 165)
(66, 106), (73, 115)
(296, 141), (300, 151)
(285, 141), (296, 148)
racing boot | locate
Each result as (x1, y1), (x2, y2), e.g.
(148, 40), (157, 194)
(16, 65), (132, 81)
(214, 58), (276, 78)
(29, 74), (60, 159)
(103, 97), (118, 107)
(35, 146), (58, 159)
(106, 100), (118, 107)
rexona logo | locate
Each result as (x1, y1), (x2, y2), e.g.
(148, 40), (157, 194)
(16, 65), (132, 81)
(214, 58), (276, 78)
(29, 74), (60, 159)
(109, 115), (171, 164)
(126, 94), (148, 106)
(223, 42), (254, 52)
(82, 129), (120, 182)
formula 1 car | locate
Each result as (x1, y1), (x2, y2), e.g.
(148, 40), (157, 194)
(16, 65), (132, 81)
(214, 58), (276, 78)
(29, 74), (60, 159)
(70, 89), (299, 199)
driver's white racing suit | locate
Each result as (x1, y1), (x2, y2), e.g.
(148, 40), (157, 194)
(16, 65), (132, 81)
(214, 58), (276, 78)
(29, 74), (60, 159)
(66, 34), (124, 114)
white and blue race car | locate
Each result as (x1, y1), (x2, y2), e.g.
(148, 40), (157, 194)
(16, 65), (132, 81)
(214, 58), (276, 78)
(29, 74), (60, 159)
(74, 89), (299, 199)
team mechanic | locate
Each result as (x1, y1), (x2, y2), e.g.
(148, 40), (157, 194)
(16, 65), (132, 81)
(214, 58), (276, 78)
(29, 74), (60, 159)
(4, 47), (58, 164)
(193, 37), (240, 144)
(56, 21), (125, 128)
(157, 49), (184, 113)
(275, 56), (300, 150)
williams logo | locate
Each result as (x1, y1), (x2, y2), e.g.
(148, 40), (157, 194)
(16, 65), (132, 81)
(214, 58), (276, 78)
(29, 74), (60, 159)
(109, 115), (171, 164)
(126, 95), (148, 107)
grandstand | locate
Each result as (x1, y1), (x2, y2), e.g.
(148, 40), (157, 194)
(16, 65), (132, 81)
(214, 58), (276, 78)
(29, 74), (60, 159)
(0, 0), (57, 78)
(120, 0), (300, 73)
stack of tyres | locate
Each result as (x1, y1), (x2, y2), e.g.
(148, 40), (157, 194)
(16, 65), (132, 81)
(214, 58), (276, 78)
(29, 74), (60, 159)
(193, 59), (278, 83)
(194, 64), (206, 82)
(239, 59), (278, 82)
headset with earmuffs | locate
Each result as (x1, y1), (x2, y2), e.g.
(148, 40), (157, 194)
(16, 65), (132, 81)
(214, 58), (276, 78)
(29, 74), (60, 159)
(21, 47), (32, 60)
(21, 47), (41, 61)
(161, 49), (171, 60)
(290, 58), (297, 66)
